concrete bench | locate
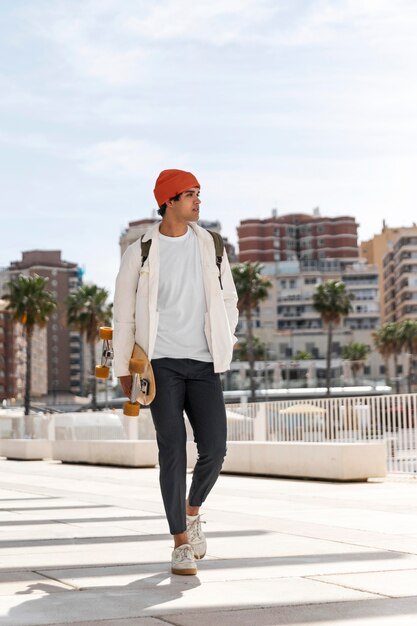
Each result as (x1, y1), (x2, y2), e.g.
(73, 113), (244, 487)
(51, 440), (158, 468)
(187, 441), (387, 481)
(0, 439), (52, 461)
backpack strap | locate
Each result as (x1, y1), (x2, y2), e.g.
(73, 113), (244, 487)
(207, 230), (224, 290)
(141, 230), (225, 290)
(140, 236), (152, 267)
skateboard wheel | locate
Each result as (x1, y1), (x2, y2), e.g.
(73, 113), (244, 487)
(129, 358), (146, 374)
(123, 401), (140, 417)
(99, 327), (113, 340)
(95, 365), (110, 379)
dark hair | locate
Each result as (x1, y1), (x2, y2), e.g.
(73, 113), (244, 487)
(157, 192), (182, 217)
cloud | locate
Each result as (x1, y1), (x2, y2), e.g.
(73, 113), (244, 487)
(18, 1), (148, 86)
(76, 138), (185, 179)
(125, 0), (276, 45)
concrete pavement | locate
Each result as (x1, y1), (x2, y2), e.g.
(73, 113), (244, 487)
(0, 459), (416, 625)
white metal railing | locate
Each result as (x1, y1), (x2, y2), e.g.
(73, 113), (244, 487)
(225, 394), (417, 475)
(1, 394), (417, 474)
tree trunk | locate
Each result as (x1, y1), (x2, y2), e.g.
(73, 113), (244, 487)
(407, 341), (412, 394)
(352, 364), (358, 386)
(245, 308), (257, 402)
(90, 340), (97, 410)
(24, 327), (33, 437)
(394, 353), (400, 394)
(326, 322), (333, 396)
(384, 357), (390, 387)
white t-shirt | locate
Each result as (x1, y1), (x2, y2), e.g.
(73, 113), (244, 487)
(152, 226), (213, 362)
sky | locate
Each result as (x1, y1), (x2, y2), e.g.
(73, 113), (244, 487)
(1, 0), (417, 298)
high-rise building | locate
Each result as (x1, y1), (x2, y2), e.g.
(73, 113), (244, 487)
(233, 211), (383, 388)
(242, 258), (382, 386)
(6, 251), (83, 397)
(359, 221), (416, 324)
(383, 228), (417, 323)
(238, 210), (358, 264)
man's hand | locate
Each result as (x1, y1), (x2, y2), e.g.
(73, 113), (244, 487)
(119, 375), (132, 398)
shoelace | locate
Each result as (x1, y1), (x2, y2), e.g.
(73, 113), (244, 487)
(187, 515), (205, 541)
(174, 544), (194, 562)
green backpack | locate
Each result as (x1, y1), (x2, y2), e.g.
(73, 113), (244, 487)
(140, 229), (224, 289)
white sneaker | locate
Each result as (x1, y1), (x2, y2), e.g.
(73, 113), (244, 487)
(186, 514), (207, 559)
(171, 543), (197, 576)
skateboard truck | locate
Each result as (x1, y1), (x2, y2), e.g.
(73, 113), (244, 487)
(96, 327), (113, 380)
(96, 327), (155, 417)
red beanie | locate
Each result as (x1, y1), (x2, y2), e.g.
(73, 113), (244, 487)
(154, 169), (200, 207)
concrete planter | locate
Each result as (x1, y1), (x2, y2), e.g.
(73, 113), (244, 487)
(0, 439), (52, 461)
(51, 440), (158, 468)
(187, 440), (387, 481)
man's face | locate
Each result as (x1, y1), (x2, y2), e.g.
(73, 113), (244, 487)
(168, 187), (201, 222)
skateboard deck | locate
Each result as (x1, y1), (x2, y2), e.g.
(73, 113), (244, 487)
(129, 342), (156, 407)
(96, 327), (156, 416)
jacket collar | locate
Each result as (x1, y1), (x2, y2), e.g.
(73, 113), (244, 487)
(142, 220), (211, 242)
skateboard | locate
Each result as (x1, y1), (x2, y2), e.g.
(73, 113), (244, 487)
(95, 327), (156, 416)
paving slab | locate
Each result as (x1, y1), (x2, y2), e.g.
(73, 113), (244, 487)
(162, 597), (417, 626)
(0, 577), (380, 625)
(0, 460), (417, 626)
(311, 568), (417, 598)
(0, 571), (72, 595)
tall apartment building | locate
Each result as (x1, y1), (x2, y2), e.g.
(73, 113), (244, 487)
(0, 299), (47, 401)
(245, 258), (382, 385)
(238, 210), (358, 264)
(119, 216), (236, 260)
(6, 251), (83, 397)
(383, 228), (417, 323)
(233, 211), (383, 388)
(359, 221), (416, 324)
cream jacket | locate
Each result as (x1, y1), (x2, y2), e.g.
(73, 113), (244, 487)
(113, 222), (239, 376)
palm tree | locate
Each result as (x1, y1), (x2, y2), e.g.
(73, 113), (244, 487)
(232, 262), (272, 401)
(373, 323), (402, 393)
(312, 280), (354, 395)
(398, 320), (417, 392)
(342, 342), (370, 386)
(4, 274), (57, 427)
(373, 326), (393, 388)
(67, 285), (112, 410)
(235, 336), (266, 361)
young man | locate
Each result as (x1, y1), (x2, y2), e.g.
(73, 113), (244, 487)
(113, 169), (239, 575)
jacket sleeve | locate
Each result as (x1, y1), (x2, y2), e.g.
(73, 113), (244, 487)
(113, 243), (141, 377)
(221, 250), (239, 344)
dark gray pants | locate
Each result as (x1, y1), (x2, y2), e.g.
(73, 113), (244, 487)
(149, 358), (227, 535)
